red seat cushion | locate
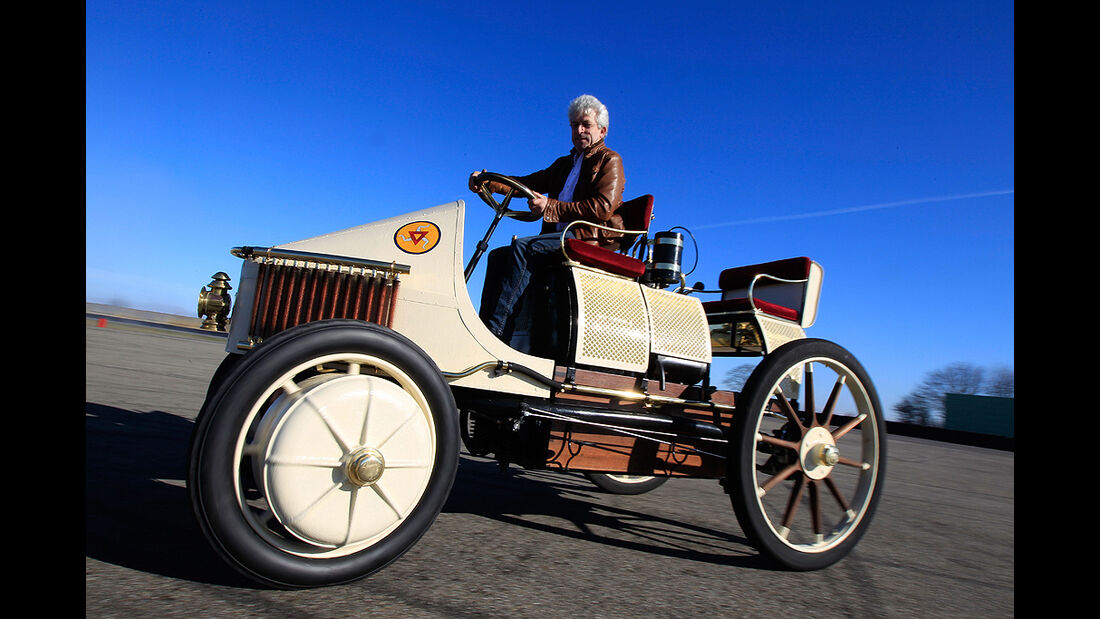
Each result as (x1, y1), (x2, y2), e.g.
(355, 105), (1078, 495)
(564, 238), (647, 278)
(702, 297), (800, 322)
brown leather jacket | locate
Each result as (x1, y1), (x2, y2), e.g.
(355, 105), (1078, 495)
(490, 140), (625, 249)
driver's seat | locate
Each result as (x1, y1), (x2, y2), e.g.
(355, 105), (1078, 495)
(560, 194), (654, 279)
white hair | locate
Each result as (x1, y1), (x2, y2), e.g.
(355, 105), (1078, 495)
(568, 94), (609, 129)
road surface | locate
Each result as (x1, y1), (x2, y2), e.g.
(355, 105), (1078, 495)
(85, 318), (1013, 617)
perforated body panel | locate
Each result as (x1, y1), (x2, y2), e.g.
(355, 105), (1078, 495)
(570, 267), (712, 373)
(642, 285), (712, 364)
(572, 268), (651, 372)
(759, 315), (807, 352)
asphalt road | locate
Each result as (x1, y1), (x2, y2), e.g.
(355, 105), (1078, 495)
(85, 318), (1014, 617)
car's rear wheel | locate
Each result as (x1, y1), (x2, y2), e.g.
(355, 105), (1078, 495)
(584, 473), (669, 495)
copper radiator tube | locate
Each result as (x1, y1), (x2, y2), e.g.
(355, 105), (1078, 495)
(248, 261), (400, 342)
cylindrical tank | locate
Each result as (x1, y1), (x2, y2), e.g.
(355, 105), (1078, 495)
(646, 231), (684, 287)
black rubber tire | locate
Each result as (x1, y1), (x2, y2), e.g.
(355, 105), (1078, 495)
(187, 352), (244, 480)
(188, 319), (459, 588)
(728, 338), (886, 571)
(584, 473), (669, 495)
(203, 352), (244, 402)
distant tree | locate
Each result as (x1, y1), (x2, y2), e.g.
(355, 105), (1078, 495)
(983, 366), (1014, 397)
(893, 394), (935, 426)
(723, 363), (756, 392)
(926, 363), (986, 398)
(894, 362), (1010, 426)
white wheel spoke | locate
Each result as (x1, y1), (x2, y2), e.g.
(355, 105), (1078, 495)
(280, 377), (301, 396)
(304, 396), (354, 453)
(358, 377), (373, 446)
(370, 483), (405, 520)
(381, 459), (429, 470)
(266, 454), (343, 468)
(343, 488), (360, 545)
(375, 410), (416, 449)
(288, 482), (344, 525)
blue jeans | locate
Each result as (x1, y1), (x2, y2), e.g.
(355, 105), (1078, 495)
(482, 230), (572, 339)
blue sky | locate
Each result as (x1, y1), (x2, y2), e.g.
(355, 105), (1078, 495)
(85, 1), (1014, 417)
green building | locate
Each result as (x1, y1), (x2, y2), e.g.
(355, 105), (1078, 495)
(944, 393), (1014, 438)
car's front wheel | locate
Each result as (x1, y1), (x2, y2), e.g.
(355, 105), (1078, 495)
(728, 338), (886, 571)
(188, 320), (459, 588)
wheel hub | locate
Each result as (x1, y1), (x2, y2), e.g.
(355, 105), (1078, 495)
(799, 426), (838, 480)
(346, 447), (386, 486)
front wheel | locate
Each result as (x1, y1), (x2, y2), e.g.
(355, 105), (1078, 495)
(188, 320), (459, 588)
(728, 339), (885, 571)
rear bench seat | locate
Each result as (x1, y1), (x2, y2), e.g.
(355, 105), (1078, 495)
(702, 257), (823, 327)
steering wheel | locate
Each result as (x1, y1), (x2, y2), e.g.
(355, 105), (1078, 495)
(472, 172), (542, 223)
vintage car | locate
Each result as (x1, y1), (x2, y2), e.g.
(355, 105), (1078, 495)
(190, 174), (886, 588)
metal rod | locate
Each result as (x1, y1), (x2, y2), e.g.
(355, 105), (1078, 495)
(464, 210), (507, 282)
(522, 404), (727, 460)
(232, 246), (411, 275)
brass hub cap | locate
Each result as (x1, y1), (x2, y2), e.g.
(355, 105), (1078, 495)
(817, 443), (840, 466)
(346, 447), (386, 487)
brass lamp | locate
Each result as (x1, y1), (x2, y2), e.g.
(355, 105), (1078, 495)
(198, 272), (232, 331)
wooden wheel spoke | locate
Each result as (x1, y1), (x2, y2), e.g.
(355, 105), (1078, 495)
(819, 376), (846, 427)
(837, 456), (865, 469)
(758, 433), (799, 452)
(809, 481), (822, 537)
(781, 476), (807, 530)
(773, 390), (805, 432)
(823, 476), (853, 514)
(760, 463), (800, 494)
(832, 413), (868, 441)
(804, 363), (815, 425)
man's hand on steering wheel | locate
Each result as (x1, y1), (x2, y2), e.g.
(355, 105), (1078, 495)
(468, 171), (543, 222)
(527, 193), (547, 215)
(468, 169), (487, 194)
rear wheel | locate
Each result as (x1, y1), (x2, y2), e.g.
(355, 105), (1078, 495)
(585, 473), (668, 495)
(188, 320), (458, 588)
(729, 339), (885, 570)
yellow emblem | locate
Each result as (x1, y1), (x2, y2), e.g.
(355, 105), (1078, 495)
(394, 221), (441, 254)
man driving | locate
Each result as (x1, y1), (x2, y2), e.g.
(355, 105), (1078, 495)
(470, 94), (625, 342)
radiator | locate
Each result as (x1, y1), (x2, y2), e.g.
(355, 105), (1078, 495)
(230, 247), (409, 346)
